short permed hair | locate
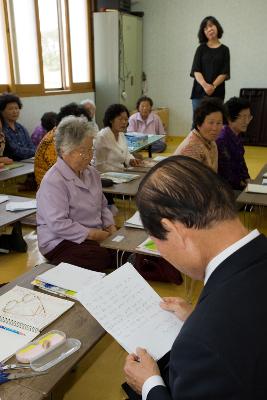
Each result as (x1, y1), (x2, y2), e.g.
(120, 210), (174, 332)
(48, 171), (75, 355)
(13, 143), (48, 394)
(56, 102), (91, 125)
(193, 97), (226, 130)
(103, 104), (129, 128)
(0, 93), (22, 112)
(224, 97), (251, 122)
(136, 155), (237, 240)
(198, 16), (224, 43)
(136, 96), (153, 110)
(55, 116), (96, 156)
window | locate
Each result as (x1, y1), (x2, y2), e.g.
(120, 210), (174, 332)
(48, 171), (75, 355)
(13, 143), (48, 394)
(0, 0), (93, 96)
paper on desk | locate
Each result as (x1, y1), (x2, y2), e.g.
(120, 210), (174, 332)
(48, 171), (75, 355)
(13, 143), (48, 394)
(137, 237), (160, 255)
(245, 183), (267, 194)
(36, 262), (105, 293)
(0, 195), (9, 204)
(124, 211), (143, 229)
(77, 263), (183, 360)
(6, 200), (37, 211)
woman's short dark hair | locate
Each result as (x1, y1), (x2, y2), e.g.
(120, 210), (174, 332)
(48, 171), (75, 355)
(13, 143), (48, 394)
(103, 104), (129, 128)
(56, 102), (91, 125)
(224, 97), (251, 122)
(41, 112), (57, 131)
(136, 96), (153, 110)
(193, 97), (226, 130)
(0, 93), (22, 112)
(198, 16), (224, 43)
(136, 155), (237, 240)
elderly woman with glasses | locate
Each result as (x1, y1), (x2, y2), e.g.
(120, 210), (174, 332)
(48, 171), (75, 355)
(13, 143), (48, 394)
(36, 116), (117, 271)
(216, 97), (252, 192)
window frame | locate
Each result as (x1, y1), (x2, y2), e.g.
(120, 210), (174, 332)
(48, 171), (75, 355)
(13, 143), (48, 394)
(0, 0), (94, 97)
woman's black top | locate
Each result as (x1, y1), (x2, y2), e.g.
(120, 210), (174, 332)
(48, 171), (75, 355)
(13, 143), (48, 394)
(190, 43), (230, 100)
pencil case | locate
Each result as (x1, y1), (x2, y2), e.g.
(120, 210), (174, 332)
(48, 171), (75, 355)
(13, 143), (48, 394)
(16, 330), (81, 371)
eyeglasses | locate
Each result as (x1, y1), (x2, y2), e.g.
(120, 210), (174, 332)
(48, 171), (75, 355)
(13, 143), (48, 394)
(2, 293), (47, 317)
(78, 147), (95, 160)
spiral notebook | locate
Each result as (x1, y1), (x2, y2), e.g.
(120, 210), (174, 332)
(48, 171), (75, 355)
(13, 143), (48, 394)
(0, 286), (74, 362)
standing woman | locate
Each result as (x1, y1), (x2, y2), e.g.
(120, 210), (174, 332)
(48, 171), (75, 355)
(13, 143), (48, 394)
(190, 16), (230, 113)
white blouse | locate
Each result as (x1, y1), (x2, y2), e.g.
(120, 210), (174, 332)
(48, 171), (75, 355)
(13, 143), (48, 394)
(93, 127), (134, 171)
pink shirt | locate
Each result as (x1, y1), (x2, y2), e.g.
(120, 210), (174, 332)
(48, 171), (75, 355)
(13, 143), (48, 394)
(37, 157), (114, 255)
(127, 112), (165, 135)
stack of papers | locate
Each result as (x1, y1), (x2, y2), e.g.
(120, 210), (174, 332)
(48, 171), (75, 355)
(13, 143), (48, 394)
(0, 195), (9, 204)
(136, 237), (160, 255)
(245, 183), (267, 194)
(32, 262), (106, 299)
(6, 199), (37, 211)
(124, 211), (143, 229)
(100, 172), (140, 184)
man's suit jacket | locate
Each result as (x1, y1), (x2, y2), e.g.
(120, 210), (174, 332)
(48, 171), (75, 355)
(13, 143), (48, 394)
(147, 234), (267, 400)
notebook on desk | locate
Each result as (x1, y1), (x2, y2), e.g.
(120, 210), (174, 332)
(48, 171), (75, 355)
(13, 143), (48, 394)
(0, 286), (74, 361)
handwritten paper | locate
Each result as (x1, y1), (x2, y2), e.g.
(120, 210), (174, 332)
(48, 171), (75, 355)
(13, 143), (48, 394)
(78, 263), (183, 360)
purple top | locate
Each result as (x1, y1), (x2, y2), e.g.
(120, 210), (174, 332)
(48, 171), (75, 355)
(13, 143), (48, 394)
(127, 112), (165, 135)
(216, 125), (250, 191)
(31, 125), (46, 147)
(36, 157), (114, 255)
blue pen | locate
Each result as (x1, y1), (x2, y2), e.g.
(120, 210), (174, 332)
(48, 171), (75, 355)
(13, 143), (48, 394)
(0, 325), (26, 336)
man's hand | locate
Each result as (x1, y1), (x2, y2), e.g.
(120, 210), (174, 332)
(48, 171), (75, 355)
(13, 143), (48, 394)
(124, 348), (160, 394)
(160, 297), (193, 321)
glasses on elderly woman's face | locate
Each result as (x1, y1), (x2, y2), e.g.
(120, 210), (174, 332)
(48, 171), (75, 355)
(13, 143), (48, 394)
(76, 146), (95, 160)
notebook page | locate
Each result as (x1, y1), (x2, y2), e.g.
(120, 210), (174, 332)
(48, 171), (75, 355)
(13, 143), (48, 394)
(36, 263), (105, 293)
(78, 263), (183, 360)
(0, 286), (74, 332)
(0, 322), (38, 362)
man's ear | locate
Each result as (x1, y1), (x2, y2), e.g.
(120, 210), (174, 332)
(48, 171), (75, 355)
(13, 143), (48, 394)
(161, 218), (187, 248)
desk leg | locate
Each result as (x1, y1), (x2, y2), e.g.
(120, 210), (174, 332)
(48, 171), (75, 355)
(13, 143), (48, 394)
(148, 145), (152, 158)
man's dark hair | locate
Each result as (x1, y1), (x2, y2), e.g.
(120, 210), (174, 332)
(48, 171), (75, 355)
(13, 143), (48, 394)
(0, 93), (23, 112)
(41, 112), (57, 131)
(224, 97), (251, 122)
(136, 156), (237, 240)
(198, 16), (224, 43)
(193, 97), (226, 130)
(56, 102), (91, 125)
(136, 96), (153, 110)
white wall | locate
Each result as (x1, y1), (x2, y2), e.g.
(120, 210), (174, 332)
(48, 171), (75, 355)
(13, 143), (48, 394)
(20, 92), (95, 134)
(132, 0), (267, 135)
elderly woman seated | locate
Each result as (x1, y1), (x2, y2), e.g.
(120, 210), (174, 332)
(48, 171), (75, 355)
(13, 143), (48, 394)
(174, 97), (226, 172)
(0, 93), (35, 160)
(36, 116), (117, 271)
(93, 103), (141, 171)
(127, 96), (166, 153)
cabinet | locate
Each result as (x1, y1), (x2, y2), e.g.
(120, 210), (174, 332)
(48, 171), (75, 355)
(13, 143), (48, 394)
(240, 88), (267, 146)
(93, 11), (143, 128)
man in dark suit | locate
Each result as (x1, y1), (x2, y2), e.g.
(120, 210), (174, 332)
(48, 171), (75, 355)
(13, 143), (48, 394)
(123, 155), (267, 399)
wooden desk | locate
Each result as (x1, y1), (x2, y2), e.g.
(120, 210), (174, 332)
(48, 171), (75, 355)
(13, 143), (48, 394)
(0, 163), (34, 182)
(102, 173), (145, 197)
(0, 195), (36, 229)
(0, 263), (105, 399)
(237, 164), (267, 207)
(101, 226), (148, 254)
(237, 164), (267, 229)
(128, 134), (165, 158)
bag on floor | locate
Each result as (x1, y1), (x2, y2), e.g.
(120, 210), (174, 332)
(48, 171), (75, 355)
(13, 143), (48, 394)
(130, 254), (183, 285)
